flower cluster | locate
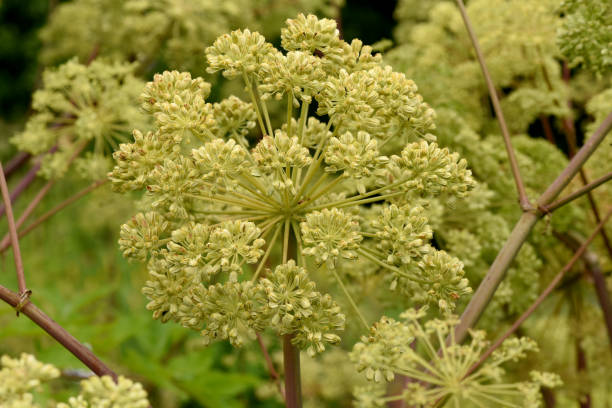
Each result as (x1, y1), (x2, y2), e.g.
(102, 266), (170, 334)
(351, 309), (562, 407)
(0, 353), (149, 408)
(111, 14), (475, 356)
(11, 58), (147, 180)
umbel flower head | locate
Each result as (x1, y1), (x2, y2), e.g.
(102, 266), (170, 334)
(111, 14), (476, 354)
(351, 308), (562, 407)
(12, 58), (147, 180)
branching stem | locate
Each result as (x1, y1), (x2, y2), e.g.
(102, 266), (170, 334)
(0, 164), (27, 294)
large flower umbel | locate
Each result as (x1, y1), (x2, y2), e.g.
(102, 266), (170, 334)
(111, 14), (476, 354)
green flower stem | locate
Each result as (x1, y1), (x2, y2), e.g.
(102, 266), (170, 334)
(298, 174), (344, 208)
(287, 92), (294, 138)
(292, 103), (311, 188)
(258, 215), (284, 235)
(192, 209), (268, 216)
(294, 173), (328, 206)
(329, 266), (369, 330)
(237, 180), (279, 207)
(187, 193), (275, 212)
(293, 137), (329, 201)
(282, 218), (291, 263)
(242, 72), (268, 137)
(306, 191), (405, 212)
(290, 220), (306, 267)
(254, 78), (274, 137)
(357, 248), (429, 285)
(296, 102), (310, 145)
(226, 188), (279, 211)
(302, 174), (415, 212)
(242, 172), (275, 199)
(251, 224), (282, 282)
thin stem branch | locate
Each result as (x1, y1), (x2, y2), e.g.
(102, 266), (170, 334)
(538, 112), (612, 205)
(1, 180), (107, 254)
(329, 266), (369, 330)
(0, 283), (117, 380)
(0, 164), (27, 294)
(0, 180), (55, 252)
(3, 152), (30, 178)
(543, 171), (612, 213)
(463, 207), (612, 377)
(455, 0), (530, 210)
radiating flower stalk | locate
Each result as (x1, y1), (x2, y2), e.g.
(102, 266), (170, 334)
(111, 14), (477, 406)
(351, 308), (562, 408)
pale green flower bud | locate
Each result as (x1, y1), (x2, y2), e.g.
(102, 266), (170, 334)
(119, 212), (169, 262)
(143, 258), (195, 323)
(260, 51), (326, 104)
(183, 281), (266, 347)
(252, 130), (312, 174)
(12, 58), (147, 180)
(292, 293), (345, 356)
(301, 208), (363, 268)
(381, 141), (476, 198)
(147, 156), (203, 218)
(206, 220), (265, 280)
(166, 222), (211, 277)
(208, 96), (257, 145)
(324, 131), (388, 193)
(259, 260), (319, 332)
(281, 14), (343, 57)
(11, 112), (56, 155)
(371, 204), (432, 265)
(141, 70), (214, 141)
(69, 375), (148, 408)
(206, 29), (277, 78)
(282, 116), (332, 148)
(110, 129), (180, 193)
(0, 353), (60, 401)
(192, 138), (251, 189)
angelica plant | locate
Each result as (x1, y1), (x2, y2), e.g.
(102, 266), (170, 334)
(111, 13), (477, 406)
